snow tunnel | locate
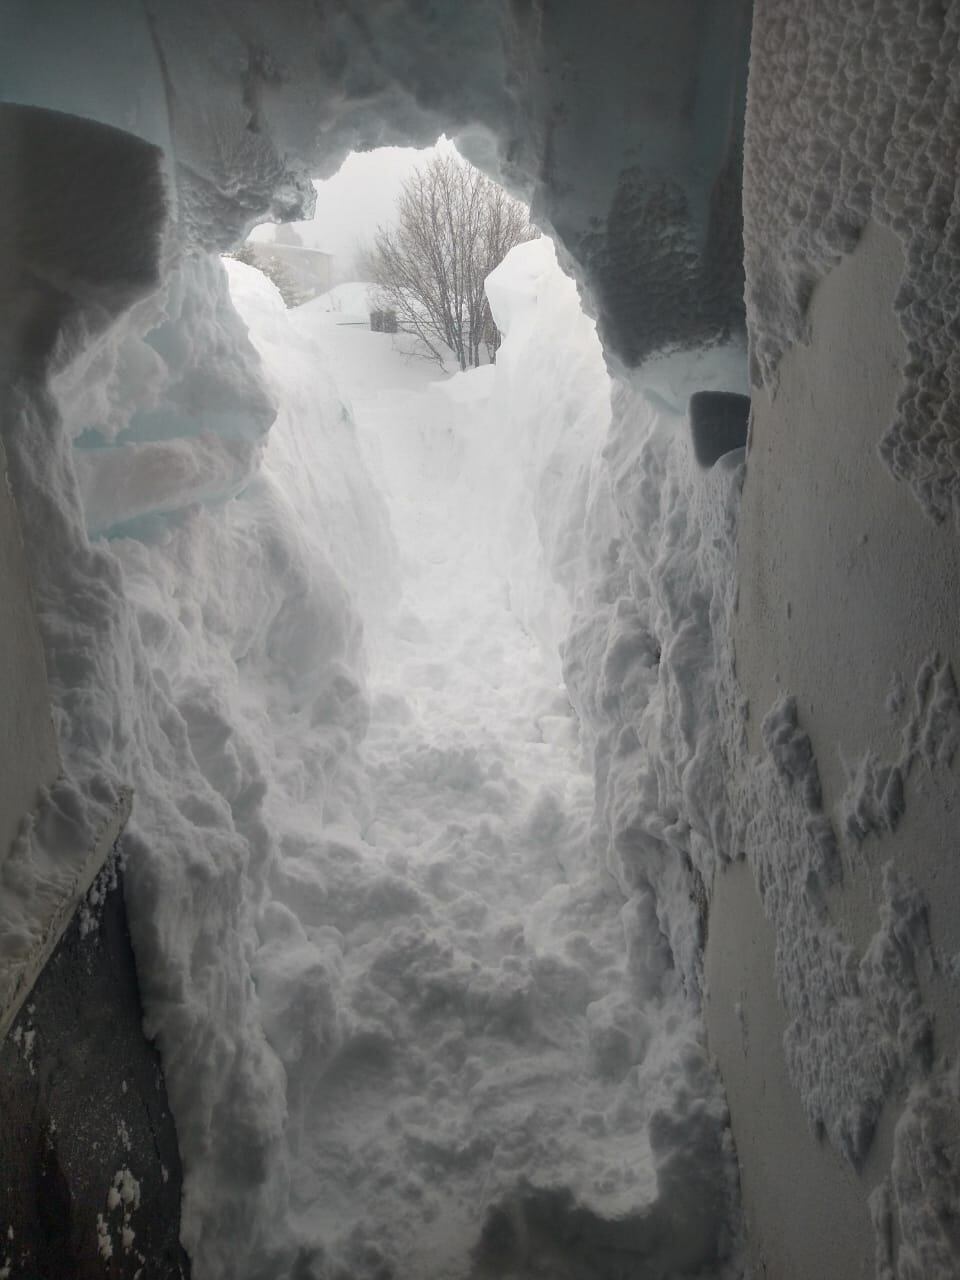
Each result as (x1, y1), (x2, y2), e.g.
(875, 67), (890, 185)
(0, 2), (756, 1277)
(11, 1), (960, 1276)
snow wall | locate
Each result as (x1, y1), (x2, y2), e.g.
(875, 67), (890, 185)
(0, 2), (768, 1280)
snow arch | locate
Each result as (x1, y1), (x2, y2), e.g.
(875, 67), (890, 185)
(3, 0), (752, 371)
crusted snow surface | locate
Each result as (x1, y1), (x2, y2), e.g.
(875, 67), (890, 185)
(745, 0), (960, 522)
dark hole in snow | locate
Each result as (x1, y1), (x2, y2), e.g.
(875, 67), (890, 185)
(688, 390), (751, 468)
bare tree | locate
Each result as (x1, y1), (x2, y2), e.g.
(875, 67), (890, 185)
(367, 154), (533, 370)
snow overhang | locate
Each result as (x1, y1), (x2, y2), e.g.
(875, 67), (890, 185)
(3, 0), (752, 371)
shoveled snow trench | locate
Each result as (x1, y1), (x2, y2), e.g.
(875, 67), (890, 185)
(180, 252), (742, 1278)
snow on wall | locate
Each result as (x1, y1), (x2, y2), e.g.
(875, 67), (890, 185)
(0, 430), (61, 966)
(739, 5), (960, 1266)
(565, 373), (745, 1003)
(6, 1), (960, 1274)
(744, 0), (960, 523)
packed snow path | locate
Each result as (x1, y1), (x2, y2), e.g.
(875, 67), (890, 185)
(265, 289), (673, 1277)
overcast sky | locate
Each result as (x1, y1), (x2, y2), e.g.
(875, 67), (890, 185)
(248, 140), (452, 269)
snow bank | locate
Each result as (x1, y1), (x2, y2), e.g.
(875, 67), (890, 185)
(0, 46), (753, 1260)
(62, 256), (275, 536)
(93, 264), (398, 1273)
(480, 239), (614, 659)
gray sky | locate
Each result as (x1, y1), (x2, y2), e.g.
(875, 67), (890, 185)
(248, 140), (452, 270)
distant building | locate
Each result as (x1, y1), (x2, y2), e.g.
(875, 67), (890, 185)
(246, 242), (334, 300)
